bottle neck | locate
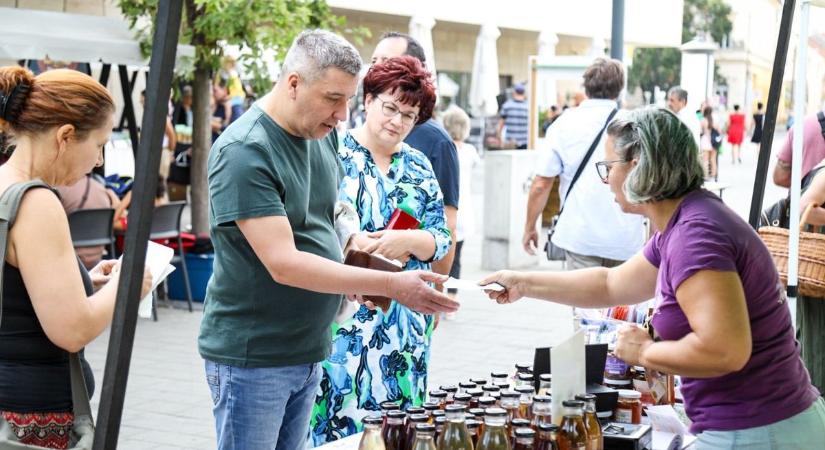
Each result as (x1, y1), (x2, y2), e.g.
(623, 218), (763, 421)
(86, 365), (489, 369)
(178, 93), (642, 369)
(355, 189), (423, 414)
(415, 431), (435, 440)
(484, 416), (507, 427)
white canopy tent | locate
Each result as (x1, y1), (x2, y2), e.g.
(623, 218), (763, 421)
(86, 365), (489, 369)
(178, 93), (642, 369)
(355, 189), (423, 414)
(468, 23), (501, 118)
(0, 7), (193, 66)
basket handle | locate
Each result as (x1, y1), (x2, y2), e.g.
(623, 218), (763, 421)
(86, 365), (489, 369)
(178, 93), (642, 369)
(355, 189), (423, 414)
(800, 203), (818, 231)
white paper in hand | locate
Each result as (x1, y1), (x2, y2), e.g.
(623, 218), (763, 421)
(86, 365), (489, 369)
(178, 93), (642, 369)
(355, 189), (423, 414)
(443, 277), (505, 292)
(131, 241), (177, 318)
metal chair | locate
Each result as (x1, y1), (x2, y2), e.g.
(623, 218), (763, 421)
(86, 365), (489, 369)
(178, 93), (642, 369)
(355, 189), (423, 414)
(67, 208), (116, 259)
(150, 201), (193, 320)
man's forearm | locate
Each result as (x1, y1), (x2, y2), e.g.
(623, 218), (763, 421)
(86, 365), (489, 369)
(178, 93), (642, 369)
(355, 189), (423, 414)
(273, 249), (392, 297)
(525, 176), (555, 231)
(773, 160), (791, 188)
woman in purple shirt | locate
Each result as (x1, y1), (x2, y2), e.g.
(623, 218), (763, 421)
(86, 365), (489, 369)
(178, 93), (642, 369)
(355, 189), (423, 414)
(483, 107), (825, 449)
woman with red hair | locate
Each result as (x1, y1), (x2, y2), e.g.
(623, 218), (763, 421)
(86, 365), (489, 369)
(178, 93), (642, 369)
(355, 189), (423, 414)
(310, 56), (450, 446)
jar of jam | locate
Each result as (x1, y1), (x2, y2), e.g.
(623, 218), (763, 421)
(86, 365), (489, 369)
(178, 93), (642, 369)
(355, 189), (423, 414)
(471, 378), (488, 387)
(603, 346), (631, 388)
(453, 393), (472, 408)
(459, 381), (477, 393)
(614, 390), (642, 425)
(532, 395), (553, 427)
(631, 366), (655, 409)
(478, 396), (497, 409)
(498, 390), (521, 424)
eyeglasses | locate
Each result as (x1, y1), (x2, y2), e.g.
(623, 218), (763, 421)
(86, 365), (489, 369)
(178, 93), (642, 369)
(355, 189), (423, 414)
(594, 159), (628, 183)
(377, 96), (418, 126)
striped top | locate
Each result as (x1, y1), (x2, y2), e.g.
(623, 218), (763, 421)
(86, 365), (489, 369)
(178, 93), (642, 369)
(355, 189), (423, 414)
(501, 99), (529, 146)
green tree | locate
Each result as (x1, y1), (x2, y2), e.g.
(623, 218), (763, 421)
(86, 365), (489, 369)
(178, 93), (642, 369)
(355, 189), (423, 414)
(628, 0), (732, 98)
(119, 0), (364, 235)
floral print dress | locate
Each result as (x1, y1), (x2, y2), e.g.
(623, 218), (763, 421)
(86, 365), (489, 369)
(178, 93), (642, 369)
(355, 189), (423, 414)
(310, 132), (451, 446)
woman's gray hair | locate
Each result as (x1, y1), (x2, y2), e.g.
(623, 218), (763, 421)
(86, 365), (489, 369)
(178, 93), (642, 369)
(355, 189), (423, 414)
(606, 107), (704, 204)
(441, 105), (471, 141)
(281, 29), (363, 83)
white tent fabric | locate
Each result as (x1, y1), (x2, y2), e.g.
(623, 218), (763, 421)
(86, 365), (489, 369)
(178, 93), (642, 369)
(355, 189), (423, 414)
(0, 7), (193, 66)
(537, 30), (560, 108)
(469, 23), (501, 117)
(408, 15), (437, 73)
(437, 72), (460, 98)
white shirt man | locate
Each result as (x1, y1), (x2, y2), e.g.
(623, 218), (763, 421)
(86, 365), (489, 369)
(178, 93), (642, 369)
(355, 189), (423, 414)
(667, 87), (701, 150)
(538, 99), (645, 262)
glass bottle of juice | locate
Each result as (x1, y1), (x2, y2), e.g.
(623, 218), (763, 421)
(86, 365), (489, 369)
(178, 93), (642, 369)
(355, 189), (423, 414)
(434, 416), (447, 444)
(382, 410), (407, 450)
(424, 402), (441, 423)
(411, 423), (438, 450)
(532, 395), (553, 427)
(436, 405), (474, 450)
(512, 428), (536, 450)
(440, 385), (459, 404)
(454, 393), (472, 408)
(406, 414), (431, 450)
(430, 390), (449, 410)
(575, 394), (602, 450)
(515, 386), (535, 421)
(381, 402), (401, 427)
(499, 390), (520, 425)
(465, 419), (480, 448)
(557, 400), (587, 450)
(538, 374), (552, 396)
(467, 389), (484, 409)
(536, 423), (560, 450)
(509, 419), (531, 443)
(478, 397), (497, 410)
(360, 415), (387, 450)
(476, 407), (510, 450)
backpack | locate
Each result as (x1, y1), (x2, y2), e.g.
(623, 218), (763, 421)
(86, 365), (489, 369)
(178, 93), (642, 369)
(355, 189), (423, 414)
(711, 127), (723, 150)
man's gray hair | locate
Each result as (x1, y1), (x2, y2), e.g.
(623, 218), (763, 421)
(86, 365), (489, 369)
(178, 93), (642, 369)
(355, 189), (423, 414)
(281, 29), (363, 82)
(667, 86), (688, 102)
(606, 107), (703, 204)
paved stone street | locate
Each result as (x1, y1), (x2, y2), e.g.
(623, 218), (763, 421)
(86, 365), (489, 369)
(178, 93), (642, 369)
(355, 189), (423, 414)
(85, 131), (788, 449)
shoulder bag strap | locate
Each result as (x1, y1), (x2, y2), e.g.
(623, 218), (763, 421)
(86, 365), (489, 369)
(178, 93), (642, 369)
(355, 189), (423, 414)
(556, 108), (618, 218)
(0, 180), (92, 419)
(817, 111), (825, 141)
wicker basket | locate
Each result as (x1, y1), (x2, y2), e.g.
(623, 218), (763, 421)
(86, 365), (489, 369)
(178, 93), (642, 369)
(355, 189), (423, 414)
(758, 203), (825, 298)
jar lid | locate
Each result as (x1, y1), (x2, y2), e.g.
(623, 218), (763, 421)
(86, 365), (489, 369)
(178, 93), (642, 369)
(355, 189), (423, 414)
(362, 415), (383, 425)
(459, 382), (477, 389)
(562, 400), (585, 408)
(539, 373), (552, 381)
(415, 423), (436, 432)
(537, 422), (560, 432)
(478, 396), (497, 405)
(429, 390), (448, 398)
(575, 393), (596, 402)
(407, 407), (425, 415)
(440, 385), (458, 393)
(491, 371), (508, 378)
(387, 410), (407, 419)
(618, 389), (642, 399)
(482, 385), (501, 392)
(533, 395), (552, 403)
(604, 378), (632, 386)
(454, 393), (472, 402)
(484, 407), (507, 417)
(517, 373), (534, 381)
(515, 362), (532, 371)
(471, 378), (488, 385)
(380, 401), (400, 410)
(445, 404), (467, 413)
(435, 416), (447, 424)
(408, 413), (429, 423)
(515, 427), (536, 437)
(511, 418), (531, 427)
(515, 386), (535, 394)
(467, 388), (484, 397)
(500, 390), (521, 399)
(469, 408), (486, 417)
(432, 410), (446, 417)
(423, 402), (440, 411)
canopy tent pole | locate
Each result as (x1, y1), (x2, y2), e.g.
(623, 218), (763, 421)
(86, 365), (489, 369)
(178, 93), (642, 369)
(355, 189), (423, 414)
(117, 65), (140, 156)
(92, 0), (184, 448)
(98, 64), (112, 86)
(748, 0), (796, 229)
(118, 69), (140, 131)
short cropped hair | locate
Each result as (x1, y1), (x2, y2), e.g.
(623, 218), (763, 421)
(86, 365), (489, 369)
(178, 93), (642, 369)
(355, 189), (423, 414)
(668, 86), (688, 103)
(362, 56), (435, 125)
(606, 107), (704, 204)
(379, 31), (426, 64)
(582, 58), (624, 100)
(280, 29), (362, 83)
(441, 106), (471, 141)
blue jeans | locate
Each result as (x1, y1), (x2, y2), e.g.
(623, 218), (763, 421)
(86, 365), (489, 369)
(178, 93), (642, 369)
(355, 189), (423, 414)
(205, 360), (321, 450)
(695, 398), (825, 449)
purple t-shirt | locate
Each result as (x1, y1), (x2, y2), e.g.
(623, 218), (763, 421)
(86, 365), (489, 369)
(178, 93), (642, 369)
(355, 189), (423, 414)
(644, 189), (819, 434)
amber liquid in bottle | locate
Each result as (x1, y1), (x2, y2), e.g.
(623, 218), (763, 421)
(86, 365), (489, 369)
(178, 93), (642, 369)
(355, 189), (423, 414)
(558, 416), (587, 450)
(476, 412), (509, 450)
(382, 413), (406, 450)
(577, 395), (602, 450)
(437, 406), (473, 450)
(360, 417), (387, 450)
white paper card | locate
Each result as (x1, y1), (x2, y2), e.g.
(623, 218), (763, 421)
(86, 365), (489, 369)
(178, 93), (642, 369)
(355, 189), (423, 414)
(122, 241), (176, 319)
(443, 277), (505, 292)
(551, 328), (587, 423)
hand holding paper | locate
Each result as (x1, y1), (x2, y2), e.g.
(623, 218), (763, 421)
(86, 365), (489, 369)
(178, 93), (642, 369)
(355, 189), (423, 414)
(128, 241), (176, 319)
(443, 277), (505, 292)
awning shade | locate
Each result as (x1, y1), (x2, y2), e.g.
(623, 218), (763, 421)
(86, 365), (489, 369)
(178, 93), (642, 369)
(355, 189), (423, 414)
(0, 7), (193, 66)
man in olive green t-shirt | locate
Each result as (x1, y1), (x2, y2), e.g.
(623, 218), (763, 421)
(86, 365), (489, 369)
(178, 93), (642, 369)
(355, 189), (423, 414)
(200, 30), (459, 450)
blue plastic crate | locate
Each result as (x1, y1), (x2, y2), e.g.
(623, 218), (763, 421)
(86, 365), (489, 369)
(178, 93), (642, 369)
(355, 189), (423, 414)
(167, 252), (214, 302)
